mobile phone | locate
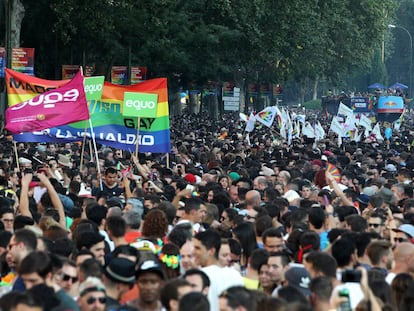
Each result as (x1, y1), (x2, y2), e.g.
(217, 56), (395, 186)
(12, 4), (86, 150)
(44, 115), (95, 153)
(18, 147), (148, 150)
(186, 185), (195, 192)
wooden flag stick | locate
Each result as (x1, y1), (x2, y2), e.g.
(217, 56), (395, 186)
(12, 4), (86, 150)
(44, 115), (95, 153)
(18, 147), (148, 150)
(135, 116), (141, 158)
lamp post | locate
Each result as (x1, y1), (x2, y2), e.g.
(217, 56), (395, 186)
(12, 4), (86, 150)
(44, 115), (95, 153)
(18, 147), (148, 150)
(389, 24), (413, 98)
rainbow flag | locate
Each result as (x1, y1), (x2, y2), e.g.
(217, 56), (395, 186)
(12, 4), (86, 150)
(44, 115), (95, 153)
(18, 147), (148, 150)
(256, 106), (277, 128)
(5, 68), (170, 153)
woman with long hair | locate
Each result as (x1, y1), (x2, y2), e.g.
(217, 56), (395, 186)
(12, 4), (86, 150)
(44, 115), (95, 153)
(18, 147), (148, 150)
(232, 221), (258, 270)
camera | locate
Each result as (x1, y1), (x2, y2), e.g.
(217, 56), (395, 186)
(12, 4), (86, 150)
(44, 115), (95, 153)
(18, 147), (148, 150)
(341, 269), (361, 283)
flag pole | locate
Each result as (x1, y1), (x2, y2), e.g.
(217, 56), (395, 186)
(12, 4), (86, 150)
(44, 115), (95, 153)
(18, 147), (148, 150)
(80, 126), (88, 171)
(13, 141), (20, 172)
(135, 116), (141, 157)
(88, 118), (103, 190)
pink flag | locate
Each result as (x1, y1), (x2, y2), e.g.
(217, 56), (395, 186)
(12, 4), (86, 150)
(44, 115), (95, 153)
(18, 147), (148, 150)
(5, 71), (89, 133)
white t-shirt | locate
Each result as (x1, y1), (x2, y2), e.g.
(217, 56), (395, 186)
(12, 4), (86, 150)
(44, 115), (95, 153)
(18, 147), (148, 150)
(202, 265), (244, 311)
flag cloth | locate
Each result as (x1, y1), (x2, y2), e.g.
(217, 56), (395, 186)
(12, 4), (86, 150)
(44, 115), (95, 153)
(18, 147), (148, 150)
(338, 102), (353, 118)
(372, 123), (384, 142)
(6, 71), (89, 133)
(287, 111), (293, 145)
(245, 113), (256, 132)
(329, 116), (344, 136)
(302, 122), (315, 138)
(359, 114), (372, 130)
(354, 130), (361, 142)
(5, 68), (170, 153)
(344, 114), (357, 132)
(296, 114), (306, 124)
(315, 121), (325, 141)
(256, 106), (277, 127)
(394, 110), (404, 131)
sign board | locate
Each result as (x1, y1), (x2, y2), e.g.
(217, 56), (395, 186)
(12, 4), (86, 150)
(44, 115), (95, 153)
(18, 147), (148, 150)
(351, 97), (372, 113)
(123, 92), (158, 118)
(224, 87), (240, 111)
(84, 76), (105, 101)
(131, 66), (147, 84)
(111, 66), (128, 85)
(12, 48), (34, 75)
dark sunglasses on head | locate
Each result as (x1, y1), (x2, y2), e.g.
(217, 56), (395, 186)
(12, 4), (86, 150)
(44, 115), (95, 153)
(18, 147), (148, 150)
(86, 297), (106, 305)
(62, 273), (78, 283)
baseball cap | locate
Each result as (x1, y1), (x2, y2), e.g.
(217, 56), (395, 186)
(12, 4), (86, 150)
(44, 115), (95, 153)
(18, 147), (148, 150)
(385, 164), (397, 172)
(284, 266), (311, 296)
(392, 224), (414, 238)
(136, 259), (165, 280)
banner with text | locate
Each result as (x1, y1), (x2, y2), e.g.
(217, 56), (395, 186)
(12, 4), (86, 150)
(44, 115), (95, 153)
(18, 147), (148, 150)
(12, 48), (34, 75)
(131, 67), (147, 84)
(111, 66), (128, 85)
(351, 97), (373, 113)
(5, 68), (171, 153)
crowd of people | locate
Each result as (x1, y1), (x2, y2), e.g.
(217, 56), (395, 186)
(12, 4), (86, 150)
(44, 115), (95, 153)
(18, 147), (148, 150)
(0, 110), (414, 311)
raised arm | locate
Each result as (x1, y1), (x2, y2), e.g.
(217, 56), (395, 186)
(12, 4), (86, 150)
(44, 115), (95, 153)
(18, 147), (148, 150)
(37, 173), (66, 229)
(18, 173), (33, 218)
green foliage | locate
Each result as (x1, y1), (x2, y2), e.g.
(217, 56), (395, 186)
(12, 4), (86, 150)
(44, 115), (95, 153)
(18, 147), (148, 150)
(0, 0), (398, 99)
(302, 99), (322, 110)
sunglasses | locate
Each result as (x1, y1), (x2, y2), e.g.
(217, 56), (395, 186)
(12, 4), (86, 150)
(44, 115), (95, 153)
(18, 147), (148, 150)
(86, 297), (106, 305)
(394, 237), (408, 243)
(245, 215), (256, 220)
(368, 223), (381, 228)
(62, 273), (78, 283)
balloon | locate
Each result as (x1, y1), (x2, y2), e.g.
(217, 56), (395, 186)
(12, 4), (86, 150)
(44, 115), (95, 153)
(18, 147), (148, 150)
(385, 127), (392, 140)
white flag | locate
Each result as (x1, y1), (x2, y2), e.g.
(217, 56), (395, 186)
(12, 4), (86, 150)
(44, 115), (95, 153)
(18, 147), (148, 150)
(330, 116), (344, 136)
(372, 123), (384, 142)
(344, 114), (357, 131)
(338, 102), (353, 118)
(359, 114), (372, 130)
(296, 114), (306, 124)
(354, 130), (361, 142)
(302, 122), (315, 138)
(245, 113), (256, 132)
(315, 121), (326, 141)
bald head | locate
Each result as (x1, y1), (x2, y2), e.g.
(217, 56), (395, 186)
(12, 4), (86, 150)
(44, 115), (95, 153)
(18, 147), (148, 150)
(394, 242), (414, 261)
(245, 190), (261, 208)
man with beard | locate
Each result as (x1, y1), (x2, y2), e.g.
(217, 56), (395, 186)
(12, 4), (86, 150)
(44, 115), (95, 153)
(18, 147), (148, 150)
(77, 277), (107, 311)
(7, 228), (37, 291)
(129, 259), (165, 311)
